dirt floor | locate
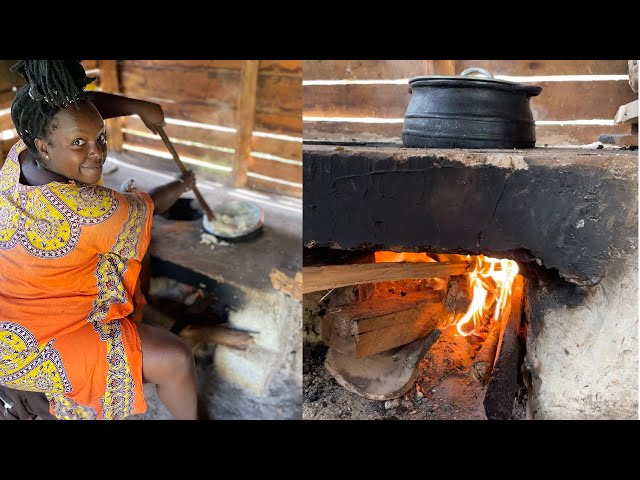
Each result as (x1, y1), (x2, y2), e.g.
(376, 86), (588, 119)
(303, 325), (527, 420)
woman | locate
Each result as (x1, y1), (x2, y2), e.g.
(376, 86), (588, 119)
(0, 60), (198, 420)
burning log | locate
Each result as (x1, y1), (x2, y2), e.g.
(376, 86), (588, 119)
(471, 302), (511, 384)
(444, 275), (473, 315)
(303, 261), (471, 294)
(322, 297), (445, 358)
(483, 274), (525, 419)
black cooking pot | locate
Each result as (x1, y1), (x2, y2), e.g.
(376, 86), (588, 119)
(402, 68), (542, 149)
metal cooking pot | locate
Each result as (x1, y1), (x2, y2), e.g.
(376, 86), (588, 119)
(402, 68), (542, 149)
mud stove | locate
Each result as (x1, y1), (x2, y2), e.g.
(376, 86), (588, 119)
(303, 144), (637, 420)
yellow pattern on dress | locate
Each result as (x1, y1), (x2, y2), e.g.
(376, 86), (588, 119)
(47, 393), (97, 420)
(97, 322), (136, 419)
(48, 183), (116, 222)
(0, 194), (19, 245)
(0, 158), (18, 192)
(0, 322), (71, 395)
(0, 140), (118, 258)
(22, 189), (74, 252)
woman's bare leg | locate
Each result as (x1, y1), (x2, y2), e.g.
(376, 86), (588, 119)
(137, 323), (198, 420)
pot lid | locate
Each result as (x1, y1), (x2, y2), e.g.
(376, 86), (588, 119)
(409, 67), (542, 96)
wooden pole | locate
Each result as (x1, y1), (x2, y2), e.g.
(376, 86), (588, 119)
(96, 60), (124, 152)
(232, 60), (260, 188)
(303, 261), (471, 294)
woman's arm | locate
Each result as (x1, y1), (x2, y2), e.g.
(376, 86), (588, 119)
(90, 91), (165, 133)
(146, 170), (196, 215)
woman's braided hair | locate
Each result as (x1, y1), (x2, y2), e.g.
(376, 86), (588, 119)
(10, 60), (95, 154)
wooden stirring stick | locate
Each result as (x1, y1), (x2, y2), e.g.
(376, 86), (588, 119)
(155, 125), (216, 221)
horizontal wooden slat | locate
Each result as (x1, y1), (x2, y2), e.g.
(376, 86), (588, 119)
(304, 84), (410, 118)
(251, 134), (301, 161)
(113, 148), (231, 188)
(250, 155), (302, 184)
(124, 117), (237, 150)
(304, 121), (632, 146)
(123, 134), (233, 169)
(304, 121), (403, 142)
(254, 112), (302, 136)
(535, 124), (631, 145)
(259, 60), (303, 76)
(246, 176), (302, 198)
(120, 60), (243, 70)
(157, 101), (238, 129)
(531, 81), (637, 120)
(304, 60), (429, 80)
(121, 66), (240, 105)
(256, 74), (301, 117)
(456, 60), (629, 76)
(305, 81), (636, 121)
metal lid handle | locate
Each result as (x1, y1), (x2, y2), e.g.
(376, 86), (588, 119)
(460, 67), (494, 79)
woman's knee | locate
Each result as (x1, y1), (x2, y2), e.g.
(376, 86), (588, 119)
(138, 323), (195, 384)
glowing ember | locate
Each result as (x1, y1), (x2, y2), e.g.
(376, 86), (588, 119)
(455, 255), (519, 337)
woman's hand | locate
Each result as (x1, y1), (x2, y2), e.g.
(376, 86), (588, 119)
(147, 170), (197, 215)
(138, 102), (166, 134)
(180, 170), (196, 192)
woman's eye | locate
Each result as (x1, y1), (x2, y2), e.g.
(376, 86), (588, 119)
(73, 139), (86, 146)
(98, 134), (107, 144)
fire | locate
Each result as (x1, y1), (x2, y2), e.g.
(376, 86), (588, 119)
(374, 251), (435, 263)
(455, 255), (519, 337)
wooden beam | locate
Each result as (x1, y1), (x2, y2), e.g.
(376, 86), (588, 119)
(303, 261), (471, 294)
(232, 60), (259, 187)
(97, 60), (124, 152)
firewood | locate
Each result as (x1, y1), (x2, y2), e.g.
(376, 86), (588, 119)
(484, 274), (526, 420)
(303, 261), (471, 294)
(179, 324), (255, 350)
(321, 297), (445, 358)
(471, 308), (508, 384)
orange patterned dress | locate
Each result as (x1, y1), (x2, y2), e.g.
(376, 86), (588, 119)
(0, 140), (153, 419)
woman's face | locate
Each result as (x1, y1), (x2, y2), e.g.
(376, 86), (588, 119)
(35, 101), (107, 185)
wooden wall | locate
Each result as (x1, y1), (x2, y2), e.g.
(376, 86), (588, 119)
(116, 60), (302, 198)
(303, 60), (637, 146)
(0, 60), (21, 156)
(0, 60), (302, 198)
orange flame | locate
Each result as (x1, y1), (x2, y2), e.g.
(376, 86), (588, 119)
(455, 255), (519, 337)
(374, 251), (435, 263)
